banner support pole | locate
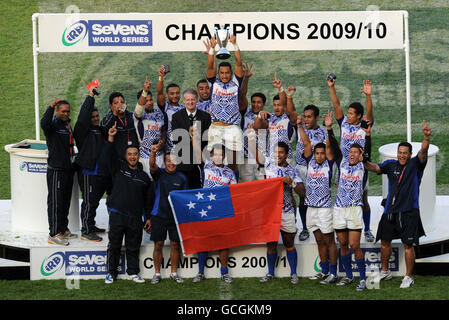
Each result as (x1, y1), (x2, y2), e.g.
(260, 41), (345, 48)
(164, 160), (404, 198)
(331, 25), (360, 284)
(403, 11), (412, 143)
(32, 13), (40, 141)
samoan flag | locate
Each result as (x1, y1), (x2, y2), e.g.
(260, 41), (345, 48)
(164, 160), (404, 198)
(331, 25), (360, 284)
(168, 178), (284, 256)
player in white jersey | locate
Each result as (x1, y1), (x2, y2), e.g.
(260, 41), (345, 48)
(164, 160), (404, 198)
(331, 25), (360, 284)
(196, 79), (211, 115)
(254, 73), (295, 165)
(248, 137), (305, 284)
(327, 114), (372, 291)
(191, 133), (237, 284)
(328, 74), (375, 242)
(297, 111), (339, 284)
(284, 86), (328, 241)
(134, 76), (167, 175)
(205, 35), (244, 179)
(156, 65), (185, 153)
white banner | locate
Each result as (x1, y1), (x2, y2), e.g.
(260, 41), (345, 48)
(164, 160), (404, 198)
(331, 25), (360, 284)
(37, 11), (405, 53)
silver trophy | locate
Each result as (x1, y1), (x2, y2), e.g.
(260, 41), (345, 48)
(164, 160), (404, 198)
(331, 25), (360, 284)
(213, 25), (232, 60)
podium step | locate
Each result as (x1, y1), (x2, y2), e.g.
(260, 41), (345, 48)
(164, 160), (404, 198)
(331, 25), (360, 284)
(416, 253), (449, 263)
(0, 257), (30, 267)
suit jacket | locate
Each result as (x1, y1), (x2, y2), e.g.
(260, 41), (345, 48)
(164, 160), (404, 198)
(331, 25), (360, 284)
(171, 108), (211, 172)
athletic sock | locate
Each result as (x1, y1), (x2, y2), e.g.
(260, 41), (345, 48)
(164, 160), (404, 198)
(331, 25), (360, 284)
(198, 252), (208, 274)
(363, 210), (371, 232)
(330, 263), (337, 277)
(298, 205), (308, 230)
(267, 253), (277, 276)
(220, 267), (228, 275)
(341, 253), (353, 279)
(320, 261), (329, 275)
(286, 250), (298, 275)
(234, 171), (240, 183)
(355, 258), (366, 281)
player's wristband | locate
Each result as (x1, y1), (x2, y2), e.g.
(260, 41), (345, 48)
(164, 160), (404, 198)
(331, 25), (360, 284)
(233, 43), (239, 51)
(208, 48), (215, 55)
(291, 181), (297, 188)
(278, 87), (284, 93)
(141, 90), (148, 97)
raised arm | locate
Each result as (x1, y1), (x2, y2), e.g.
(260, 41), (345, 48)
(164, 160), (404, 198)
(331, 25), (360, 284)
(297, 115), (312, 159)
(327, 74), (344, 121)
(135, 76), (152, 119)
(206, 37), (217, 79)
(361, 80), (373, 124)
(229, 34), (243, 78)
(41, 98), (61, 133)
(239, 62), (254, 111)
(272, 72), (287, 113)
(156, 66), (166, 108)
(253, 110), (270, 130)
(286, 86), (299, 125)
(149, 144), (160, 174)
(323, 110), (336, 161)
(418, 120), (431, 164)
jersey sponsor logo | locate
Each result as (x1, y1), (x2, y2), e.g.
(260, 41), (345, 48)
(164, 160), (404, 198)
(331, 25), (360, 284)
(341, 172), (361, 181)
(341, 131), (364, 140)
(62, 20), (153, 47)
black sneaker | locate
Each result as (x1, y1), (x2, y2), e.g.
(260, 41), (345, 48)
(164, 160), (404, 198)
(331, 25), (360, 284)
(92, 226), (106, 233)
(81, 232), (102, 242)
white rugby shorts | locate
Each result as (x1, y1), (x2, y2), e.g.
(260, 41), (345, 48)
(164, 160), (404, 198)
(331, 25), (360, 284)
(306, 207), (334, 234)
(280, 212), (297, 234)
(207, 123), (243, 152)
(333, 206), (363, 231)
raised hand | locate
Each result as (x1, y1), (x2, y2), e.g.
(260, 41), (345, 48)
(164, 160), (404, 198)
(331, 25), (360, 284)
(327, 73), (336, 87)
(422, 120), (432, 137)
(229, 34), (236, 44)
(243, 62), (255, 78)
(202, 38), (212, 54)
(287, 86), (296, 97)
(143, 75), (151, 92)
(210, 36), (218, 49)
(323, 110), (333, 129)
(108, 121), (117, 142)
(272, 72), (282, 89)
(158, 65), (165, 79)
(361, 80), (372, 96)
(50, 98), (62, 108)
(296, 115), (304, 126)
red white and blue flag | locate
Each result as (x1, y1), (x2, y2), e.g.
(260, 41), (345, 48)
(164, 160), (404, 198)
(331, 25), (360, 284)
(168, 178), (284, 256)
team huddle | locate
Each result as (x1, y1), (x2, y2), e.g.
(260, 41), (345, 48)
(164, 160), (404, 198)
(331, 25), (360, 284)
(41, 34), (432, 290)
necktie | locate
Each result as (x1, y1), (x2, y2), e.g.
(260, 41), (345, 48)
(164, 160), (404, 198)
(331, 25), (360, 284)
(189, 114), (194, 125)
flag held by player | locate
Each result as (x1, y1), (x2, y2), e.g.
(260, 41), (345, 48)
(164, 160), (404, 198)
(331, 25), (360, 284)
(169, 178), (284, 256)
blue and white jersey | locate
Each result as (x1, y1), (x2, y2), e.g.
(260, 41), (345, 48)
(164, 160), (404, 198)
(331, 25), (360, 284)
(207, 75), (243, 125)
(265, 161), (302, 215)
(242, 107), (259, 158)
(202, 160), (237, 188)
(197, 100), (211, 115)
(338, 116), (367, 160)
(335, 158), (367, 208)
(296, 125), (327, 166)
(135, 108), (167, 159)
(305, 157), (333, 208)
(163, 102), (185, 152)
(267, 113), (294, 160)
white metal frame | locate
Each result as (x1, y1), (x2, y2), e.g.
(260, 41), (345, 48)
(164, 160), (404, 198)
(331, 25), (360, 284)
(31, 11), (412, 142)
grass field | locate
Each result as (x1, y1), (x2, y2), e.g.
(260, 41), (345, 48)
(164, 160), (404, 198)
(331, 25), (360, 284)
(1, 276), (448, 300)
(1, 0), (449, 301)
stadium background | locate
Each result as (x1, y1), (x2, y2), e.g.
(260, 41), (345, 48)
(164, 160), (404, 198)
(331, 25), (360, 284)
(0, 0), (448, 300)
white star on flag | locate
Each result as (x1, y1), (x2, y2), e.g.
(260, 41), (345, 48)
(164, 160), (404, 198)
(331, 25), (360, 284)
(195, 192), (204, 200)
(199, 209), (208, 217)
(207, 205), (212, 210)
(187, 201), (196, 210)
(207, 192), (216, 201)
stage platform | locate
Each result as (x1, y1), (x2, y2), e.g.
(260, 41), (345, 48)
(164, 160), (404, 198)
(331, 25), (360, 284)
(1, 196), (449, 280)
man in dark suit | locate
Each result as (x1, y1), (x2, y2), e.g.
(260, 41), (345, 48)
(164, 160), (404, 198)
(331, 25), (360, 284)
(171, 88), (211, 189)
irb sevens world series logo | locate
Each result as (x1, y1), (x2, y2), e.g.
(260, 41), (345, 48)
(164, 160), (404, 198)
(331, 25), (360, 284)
(61, 19), (153, 47)
(62, 20), (88, 46)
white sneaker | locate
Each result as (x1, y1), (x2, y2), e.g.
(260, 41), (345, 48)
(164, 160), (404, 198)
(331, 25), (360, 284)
(379, 270), (393, 281)
(400, 276), (414, 288)
(129, 274), (145, 283)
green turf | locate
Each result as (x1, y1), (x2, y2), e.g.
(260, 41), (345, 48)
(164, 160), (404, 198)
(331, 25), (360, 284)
(0, 276), (448, 300)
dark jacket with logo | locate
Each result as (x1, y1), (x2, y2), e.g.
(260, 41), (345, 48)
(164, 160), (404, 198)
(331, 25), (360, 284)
(41, 106), (74, 170)
(100, 110), (139, 160)
(74, 95), (108, 175)
(104, 141), (154, 220)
